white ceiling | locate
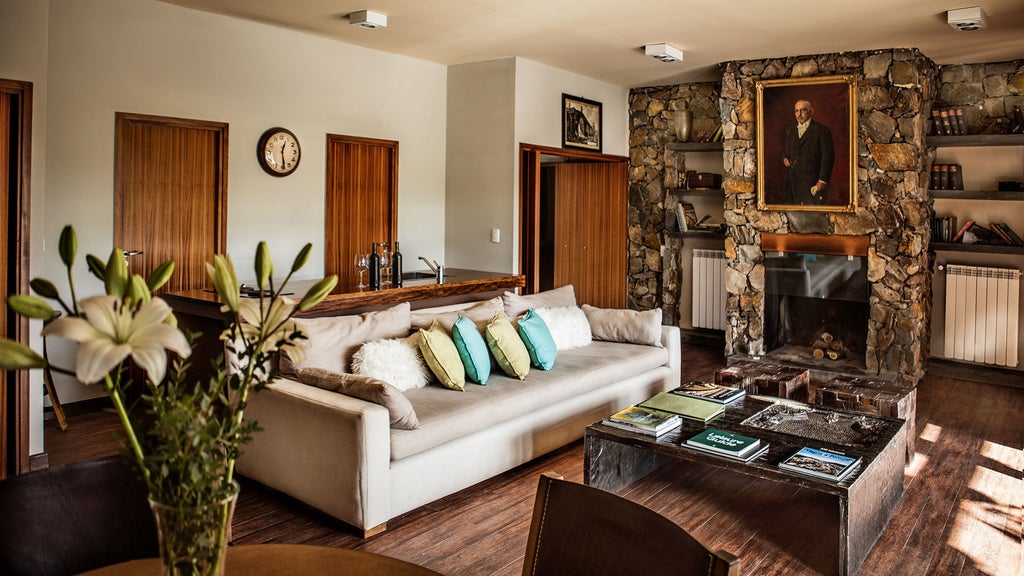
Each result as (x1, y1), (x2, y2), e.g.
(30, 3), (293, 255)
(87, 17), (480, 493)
(160, 0), (1024, 87)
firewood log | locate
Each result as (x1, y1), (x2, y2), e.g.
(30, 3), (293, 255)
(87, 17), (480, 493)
(821, 332), (834, 343)
(812, 347), (825, 359)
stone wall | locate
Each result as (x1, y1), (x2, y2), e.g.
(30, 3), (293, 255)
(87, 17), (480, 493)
(720, 49), (938, 385)
(936, 60), (1024, 134)
(628, 83), (721, 321)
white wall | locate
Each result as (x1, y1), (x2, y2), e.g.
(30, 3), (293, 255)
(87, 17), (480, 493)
(0, 0), (51, 456)
(445, 57), (629, 272)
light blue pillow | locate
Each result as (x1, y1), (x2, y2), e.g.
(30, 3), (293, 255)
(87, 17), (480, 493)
(451, 314), (491, 384)
(517, 308), (558, 370)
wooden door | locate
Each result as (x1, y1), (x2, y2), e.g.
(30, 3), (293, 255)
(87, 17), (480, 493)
(324, 134), (398, 288)
(1, 79), (32, 477)
(114, 113), (228, 293)
(552, 162), (628, 308)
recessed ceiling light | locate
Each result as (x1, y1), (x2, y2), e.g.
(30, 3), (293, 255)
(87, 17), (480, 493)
(349, 10), (387, 29)
(644, 43), (684, 63)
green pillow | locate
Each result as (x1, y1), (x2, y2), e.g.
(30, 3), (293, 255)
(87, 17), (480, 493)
(516, 308), (557, 370)
(418, 320), (466, 391)
(485, 313), (531, 380)
(451, 314), (491, 384)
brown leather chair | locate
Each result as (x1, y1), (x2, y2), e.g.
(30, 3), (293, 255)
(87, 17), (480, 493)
(522, 472), (740, 576)
(0, 455), (158, 576)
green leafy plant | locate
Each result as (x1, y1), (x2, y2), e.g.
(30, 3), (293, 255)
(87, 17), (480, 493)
(0, 226), (337, 574)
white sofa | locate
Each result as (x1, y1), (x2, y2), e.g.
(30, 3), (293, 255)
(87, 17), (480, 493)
(236, 288), (681, 536)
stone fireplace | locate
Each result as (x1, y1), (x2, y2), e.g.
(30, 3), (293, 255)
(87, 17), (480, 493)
(719, 49), (938, 386)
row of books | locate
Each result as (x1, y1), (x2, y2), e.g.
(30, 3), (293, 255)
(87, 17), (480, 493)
(940, 218), (1024, 246)
(686, 428), (861, 480)
(930, 107), (968, 136)
(929, 164), (964, 190)
(602, 381), (747, 436)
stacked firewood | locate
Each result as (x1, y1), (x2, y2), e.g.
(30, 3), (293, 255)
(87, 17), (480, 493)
(811, 332), (845, 361)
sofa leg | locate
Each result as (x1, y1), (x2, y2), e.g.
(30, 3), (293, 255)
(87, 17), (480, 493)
(362, 522), (387, 538)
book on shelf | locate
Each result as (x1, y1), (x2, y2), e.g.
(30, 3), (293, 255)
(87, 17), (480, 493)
(951, 219), (974, 243)
(639, 392), (725, 423)
(939, 109), (954, 136)
(994, 222), (1024, 246)
(672, 381), (745, 404)
(989, 223), (1016, 245)
(606, 406), (682, 435)
(686, 428), (763, 460)
(965, 222), (999, 244)
(778, 446), (862, 481)
(954, 108), (967, 135)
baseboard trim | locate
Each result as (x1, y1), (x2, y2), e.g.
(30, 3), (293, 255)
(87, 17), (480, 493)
(927, 358), (1024, 389)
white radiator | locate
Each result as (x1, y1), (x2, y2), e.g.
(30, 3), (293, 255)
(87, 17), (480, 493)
(691, 249), (727, 330)
(943, 264), (1020, 367)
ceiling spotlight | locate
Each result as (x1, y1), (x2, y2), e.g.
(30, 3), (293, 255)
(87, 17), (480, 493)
(349, 10), (387, 29)
(947, 6), (987, 31)
(644, 43), (684, 63)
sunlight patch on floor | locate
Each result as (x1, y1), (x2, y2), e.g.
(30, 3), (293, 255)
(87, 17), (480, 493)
(918, 422), (942, 443)
(946, 465), (1024, 576)
(980, 439), (1024, 472)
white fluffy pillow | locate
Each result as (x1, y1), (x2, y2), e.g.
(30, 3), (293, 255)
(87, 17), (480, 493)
(351, 337), (429, 391)
(533, 306), (592, 351)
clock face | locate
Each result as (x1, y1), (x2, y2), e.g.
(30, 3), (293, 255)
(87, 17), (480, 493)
(257, 128), (301, 176)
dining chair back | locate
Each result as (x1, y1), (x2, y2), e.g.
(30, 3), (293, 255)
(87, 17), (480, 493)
(0, 455), (158, 576)
(522, 471), (740, 576)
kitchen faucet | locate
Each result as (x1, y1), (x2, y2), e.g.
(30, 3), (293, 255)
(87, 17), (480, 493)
(418, 257), (445, 284)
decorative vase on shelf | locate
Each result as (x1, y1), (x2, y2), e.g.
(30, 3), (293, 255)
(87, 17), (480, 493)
(674, 109), (692, 142)
(149, 482), (239, 576)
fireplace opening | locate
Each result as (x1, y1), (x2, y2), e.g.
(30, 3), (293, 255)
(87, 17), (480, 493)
(763, 251), (869, 373)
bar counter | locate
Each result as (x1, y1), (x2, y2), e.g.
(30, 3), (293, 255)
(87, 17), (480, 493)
(163, 268), (525, 320)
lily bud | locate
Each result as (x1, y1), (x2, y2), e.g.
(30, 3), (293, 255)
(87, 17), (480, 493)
(86, 254), (107, 280)
(58, 226), (77, 267)
(291, 243), (313, 273)
(29, 278), (60, 300)
(104, 248), (128, 299)
(147, 260), (175, 292)
(207, 254), (239, 312)
(127, 275), (152, 306)
(255, 242), (272, 290)
(297, 275), (337, 312)
(0, 339), (47, 370)
(7, 295), (55, 320)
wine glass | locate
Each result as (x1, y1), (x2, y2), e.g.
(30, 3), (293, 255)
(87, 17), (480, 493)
(379, 243), (391, 288)
(354, 253), (368, 288)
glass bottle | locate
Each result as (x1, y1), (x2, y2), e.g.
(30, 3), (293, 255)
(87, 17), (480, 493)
(391, 241), (403, 288)
(368, 243), (381, 290)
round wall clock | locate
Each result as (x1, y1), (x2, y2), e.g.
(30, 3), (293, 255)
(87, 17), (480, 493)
(257, 127), (301, 177)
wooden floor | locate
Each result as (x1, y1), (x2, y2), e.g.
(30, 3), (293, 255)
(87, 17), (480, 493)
(44, 343), (1023, 576)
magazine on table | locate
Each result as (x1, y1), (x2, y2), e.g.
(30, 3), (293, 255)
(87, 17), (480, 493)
(685, 428), (764, 460)
(606, 406), (682, 435)
(672, 381), (745, 404)
(778, 446), (862, 481)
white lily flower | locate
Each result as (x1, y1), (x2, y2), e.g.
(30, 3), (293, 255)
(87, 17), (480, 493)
(42, 295), (192, 384)
(234, 296), (307, 365)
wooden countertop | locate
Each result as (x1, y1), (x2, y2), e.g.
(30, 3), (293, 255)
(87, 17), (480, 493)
(163, 268), (525, 319)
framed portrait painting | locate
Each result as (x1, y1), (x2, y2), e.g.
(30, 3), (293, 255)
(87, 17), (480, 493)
(756, 75), (857, 212)
(562, 94), (602, 152)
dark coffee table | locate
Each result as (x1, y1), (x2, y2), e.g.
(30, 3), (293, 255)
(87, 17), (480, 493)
(584, 396), (906, 576)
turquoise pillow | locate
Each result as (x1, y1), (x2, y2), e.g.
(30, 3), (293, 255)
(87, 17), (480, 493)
(517, 308), (558, 370)
(451, 314), (491, 384)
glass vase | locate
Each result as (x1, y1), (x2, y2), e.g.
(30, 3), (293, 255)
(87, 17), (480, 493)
(148, 482), (239, 576)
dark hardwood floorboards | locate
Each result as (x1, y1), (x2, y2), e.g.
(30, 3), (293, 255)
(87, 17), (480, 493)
(43, 343), (1022, 576)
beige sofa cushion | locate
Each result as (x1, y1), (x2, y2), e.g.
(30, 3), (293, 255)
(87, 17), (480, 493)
(502, 285), (576, 319)
(410, 297), (503, 332)
(293, 366), (419, 429)
(582, 304), (663, 347)
(282, 302), (411, 374)
(390, 340), (669, 460)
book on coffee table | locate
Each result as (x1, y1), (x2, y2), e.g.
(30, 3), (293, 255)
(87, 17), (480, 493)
(685, 428), (763, 460)
(672, 381), (745, 404)
(604, 406), (681, 436)
(639, 392), (725, 423)
(779, 446), (862, 481)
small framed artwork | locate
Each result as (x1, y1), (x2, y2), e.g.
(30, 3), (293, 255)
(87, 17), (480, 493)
(756, 75), (858, 213)
(562, 94), (602, 152)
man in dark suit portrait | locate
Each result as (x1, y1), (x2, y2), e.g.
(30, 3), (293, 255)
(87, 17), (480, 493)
(783, 99), (834, 205)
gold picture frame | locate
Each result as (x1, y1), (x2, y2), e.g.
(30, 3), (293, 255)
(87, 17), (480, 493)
(756, 75), (857, 212)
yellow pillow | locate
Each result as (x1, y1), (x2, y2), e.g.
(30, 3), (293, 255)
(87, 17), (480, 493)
(418, 320), (466, 391)
(485, 313), (531, 380)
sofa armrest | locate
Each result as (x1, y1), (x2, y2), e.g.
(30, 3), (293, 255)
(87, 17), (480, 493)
(660, 325), (681, 385)
(237, 378), (391, 532)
